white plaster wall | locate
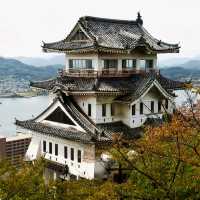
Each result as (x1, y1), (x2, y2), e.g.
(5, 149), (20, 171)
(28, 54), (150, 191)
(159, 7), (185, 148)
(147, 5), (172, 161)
(21, 128), (96, 180)
(129, 90), (174, 128)
(96, 96), (121, 123)
(73, 95), (97, 121)
(72, 92), (174, 128)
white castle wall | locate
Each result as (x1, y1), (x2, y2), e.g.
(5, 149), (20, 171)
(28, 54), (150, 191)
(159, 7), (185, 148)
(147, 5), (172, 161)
(20, 128), (99, 180)
(72, 86), (174, 128)
(65, 53), (157, 71)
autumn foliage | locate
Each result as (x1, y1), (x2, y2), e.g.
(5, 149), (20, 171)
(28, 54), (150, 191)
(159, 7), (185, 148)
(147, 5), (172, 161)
(0, 93), (200, 199)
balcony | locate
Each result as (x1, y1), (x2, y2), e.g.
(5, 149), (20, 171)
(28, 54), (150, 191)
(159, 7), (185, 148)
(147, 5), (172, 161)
(58, 68), (159, 78)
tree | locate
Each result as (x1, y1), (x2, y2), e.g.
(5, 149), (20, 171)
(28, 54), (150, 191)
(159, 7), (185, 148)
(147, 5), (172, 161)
(1, 89), (200, 199)
(110, 92), (200, 199)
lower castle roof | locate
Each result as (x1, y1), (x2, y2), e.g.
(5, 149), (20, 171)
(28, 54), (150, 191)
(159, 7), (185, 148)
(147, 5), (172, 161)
(30, 72), (184, 94)
(16, 93), (142, 144)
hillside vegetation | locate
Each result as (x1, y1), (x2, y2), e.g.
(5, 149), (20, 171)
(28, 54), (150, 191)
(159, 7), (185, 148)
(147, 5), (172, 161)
(0, 57), (62, 81)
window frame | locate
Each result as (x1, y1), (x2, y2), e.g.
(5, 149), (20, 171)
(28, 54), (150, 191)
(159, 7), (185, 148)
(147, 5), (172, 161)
(103, 59), (118, 69)
(140, 102), (144, 114)
(88, 104), (92, 117)
(151, 101), (154, 113)
(122, 59), (137, 69)
(77, 150), (82, 163)
(68, 59), (93, 69)
(43, 141), (46, 152)
(55, 144), (58, 156)
(165, 99), (169, 110)
(71, 148), (74, 161)
(49, 142), (52, 154)
(64, 146), (68, 159)
(145, 59), (154, 69)
(111, 103), (115, 116)
(158, 101), (162, 113)
(102, 104), (107, 117)
(132, 104), (136, 116)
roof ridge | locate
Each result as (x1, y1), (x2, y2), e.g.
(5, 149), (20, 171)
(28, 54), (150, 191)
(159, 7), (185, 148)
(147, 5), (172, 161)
(79, 16), (138, 25)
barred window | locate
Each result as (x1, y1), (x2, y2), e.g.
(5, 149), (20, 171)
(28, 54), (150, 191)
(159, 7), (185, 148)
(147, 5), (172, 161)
(77, 150), (81, 163)
(122, 59), (136, 69)
(88, 104), (92, 117)
(140, 103), (144, 114)
(158, 101), (162, 112)
(102, 104), (107, 117)
(111, 103), (115, 116)
(104, 59), (118, 69)
(151, 101), (154, 113)
(69, 59), (92, 69)
(71, 148), (74, 161)
(64, 146), (68, 159)
(43, 141), (46, 152)
(145, 60), (154, 69)
(55, 144), (58, 156)
(132, 104), (136, 115)
(49, 142), (52, 154)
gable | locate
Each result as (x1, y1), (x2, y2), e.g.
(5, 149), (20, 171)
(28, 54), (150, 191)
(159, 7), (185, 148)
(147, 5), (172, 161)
(71, 29), (88, 41)
(143, 85), (165, 100)
(45, 107), (75, 126)
(66, 23), (91, 42)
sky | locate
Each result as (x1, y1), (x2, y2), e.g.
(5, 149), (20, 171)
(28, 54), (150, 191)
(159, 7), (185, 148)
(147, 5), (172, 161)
(0, 0), (199, 60)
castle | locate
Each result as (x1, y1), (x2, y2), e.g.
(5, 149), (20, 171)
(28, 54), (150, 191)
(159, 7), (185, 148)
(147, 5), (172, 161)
(16, 13), (183, 180)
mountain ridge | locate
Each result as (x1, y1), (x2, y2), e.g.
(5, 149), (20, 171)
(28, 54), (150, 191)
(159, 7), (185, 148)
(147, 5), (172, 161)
(1, 56), (200, 81)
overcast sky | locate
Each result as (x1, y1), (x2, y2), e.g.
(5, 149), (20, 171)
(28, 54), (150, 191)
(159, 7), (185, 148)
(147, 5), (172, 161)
(0, 0), (199, 60)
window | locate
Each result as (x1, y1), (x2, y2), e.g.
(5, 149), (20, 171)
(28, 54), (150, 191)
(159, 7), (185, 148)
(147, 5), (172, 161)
(43, 141), (46, 152)
(132, 104), (136, 115)
(88, 104), (92, 117)
(151, 101), (154, 113)
(122, 59), (136, 69)
(111, 103), (115, 116)
(139, 60), (146, 70)
(49, 142), (52, 154)
(104, 59), (118, 69)
(69, 59), (92, 69)
(158, 101), (162, 112)
(55, 144), (58, 156)
(145, 60), (154, 69)
(102, 104), (107, 117)
(165, 99), (169, 110)
(77, 150), (81, 163)
(140, 103), (143, 114)
(64, 146), (68, 159)
(71, 148), (74, 161)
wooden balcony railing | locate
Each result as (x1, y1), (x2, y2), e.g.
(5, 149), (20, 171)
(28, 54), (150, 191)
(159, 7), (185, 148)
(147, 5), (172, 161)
(58, 68), (160, 78)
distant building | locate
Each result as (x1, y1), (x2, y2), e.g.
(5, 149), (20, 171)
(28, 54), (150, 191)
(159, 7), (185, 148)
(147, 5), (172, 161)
(16, 13), (184, 180)
(0, 134), (31, 166)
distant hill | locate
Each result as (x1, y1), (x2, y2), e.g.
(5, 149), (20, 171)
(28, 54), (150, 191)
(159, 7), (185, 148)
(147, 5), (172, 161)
(1, 56), (200, 82)
(161, 59), (200, 80)
(159, 57), (190, 67)
(0, 57), (63, 81)
(12, 55), (65, 67)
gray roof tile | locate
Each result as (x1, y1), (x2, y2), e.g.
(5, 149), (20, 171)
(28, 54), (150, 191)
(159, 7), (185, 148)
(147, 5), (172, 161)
(43, 16), (180, 53)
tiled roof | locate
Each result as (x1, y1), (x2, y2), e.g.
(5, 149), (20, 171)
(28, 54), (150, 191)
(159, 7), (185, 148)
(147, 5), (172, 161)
(114, 73), (180, 102)
(97, 121), (143, 140)
(42, 15), (180, 53)
(16, 93), (143, 144)
(30, 72), (184, 93)
(16, 120), (93, 143)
